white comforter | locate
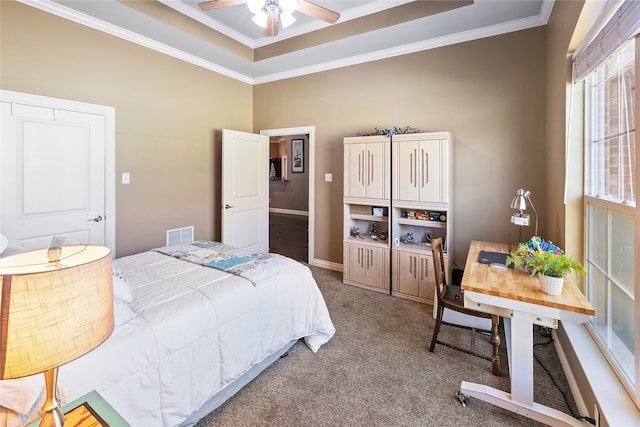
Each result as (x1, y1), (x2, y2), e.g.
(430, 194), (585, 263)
(3, 250), (335, 427)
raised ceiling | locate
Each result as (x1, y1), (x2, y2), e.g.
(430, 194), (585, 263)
(20, 0), (553, 84)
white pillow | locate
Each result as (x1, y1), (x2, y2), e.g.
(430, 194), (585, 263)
(112, 265), (132, 303)
(0, 233), (7, 254)
(114, 299), (136, 326)
(0, 374), (44, 414)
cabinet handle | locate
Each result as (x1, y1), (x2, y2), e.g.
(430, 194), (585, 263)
(423, 149), (429, 187)
(409, 151), (413, 185)
(367, 249), (371, 269)
(359, 151), (363, 184)
(414, 257), (417, 280)
(369, 151), (373, 186)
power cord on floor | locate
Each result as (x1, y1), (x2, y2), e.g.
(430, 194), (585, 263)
(535, 327), (596, 425)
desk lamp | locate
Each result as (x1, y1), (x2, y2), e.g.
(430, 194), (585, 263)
(510, 188), (538, 242)
(0, 245), (114, 427)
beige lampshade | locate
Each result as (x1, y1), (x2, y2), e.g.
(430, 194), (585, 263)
(0, 245), (114, 379)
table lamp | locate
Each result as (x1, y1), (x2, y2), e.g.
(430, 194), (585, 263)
(510, 188), (538, 242)
(0, 245), (114, 427)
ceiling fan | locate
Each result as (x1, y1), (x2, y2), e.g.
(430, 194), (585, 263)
(198, 0), (340, 37)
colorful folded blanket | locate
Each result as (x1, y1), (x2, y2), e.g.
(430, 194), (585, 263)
(154, 241), (303, 286)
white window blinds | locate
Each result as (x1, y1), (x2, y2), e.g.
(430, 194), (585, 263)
(573, 0), (640, 81)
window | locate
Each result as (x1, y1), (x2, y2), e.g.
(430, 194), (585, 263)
(584, 37), (638, 404)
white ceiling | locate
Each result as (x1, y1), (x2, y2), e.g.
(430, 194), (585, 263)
(20, 0), (553, 84)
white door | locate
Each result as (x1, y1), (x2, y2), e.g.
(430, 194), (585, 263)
(222, 129), (269, 253)
(1, 91), (115, 251)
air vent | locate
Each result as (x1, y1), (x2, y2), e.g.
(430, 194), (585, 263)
(166, 226), (194, 246)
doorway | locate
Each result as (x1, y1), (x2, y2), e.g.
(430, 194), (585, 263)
(261, 126), (314, 265)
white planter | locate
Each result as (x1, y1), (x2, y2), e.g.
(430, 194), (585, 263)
(539, 275), (564, 295)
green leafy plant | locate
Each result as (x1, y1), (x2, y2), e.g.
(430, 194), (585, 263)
(506, 237), (586, 278)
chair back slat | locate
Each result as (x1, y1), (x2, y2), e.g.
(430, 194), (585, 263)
(431, 238), (446, 299)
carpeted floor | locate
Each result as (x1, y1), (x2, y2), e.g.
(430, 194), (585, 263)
(196, 266), (581, 426)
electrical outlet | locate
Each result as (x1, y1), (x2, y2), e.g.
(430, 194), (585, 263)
(122, 172), (130, 184)
(325, 173), (332, 182)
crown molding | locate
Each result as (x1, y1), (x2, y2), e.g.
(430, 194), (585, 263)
(18, 0), (551, 86)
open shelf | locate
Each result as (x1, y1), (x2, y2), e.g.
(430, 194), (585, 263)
(350, 213), (389, 221)
(397, 218), (446, 228)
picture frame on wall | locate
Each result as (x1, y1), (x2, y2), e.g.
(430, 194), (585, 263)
(292, 139), (304, 173)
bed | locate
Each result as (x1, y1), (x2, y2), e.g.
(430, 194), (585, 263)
(0, 241), (336, 427)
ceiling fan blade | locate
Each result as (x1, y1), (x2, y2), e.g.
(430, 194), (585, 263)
(296, 0), (340, 24)
(198, 0), (247, 11)
(265, 10), (279, 36)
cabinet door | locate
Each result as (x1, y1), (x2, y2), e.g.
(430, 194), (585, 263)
(417, 140), (442, 203)
(345, 242), (366, 284)
(395, 141), (419, 202)
(418, 253), (436, 302)
(396, 251), (420, 296)
(394, 251), (436, 303)
(364, 142), (386, 200)
(344, 143), (366, 198)
(364, 246), (387, 289)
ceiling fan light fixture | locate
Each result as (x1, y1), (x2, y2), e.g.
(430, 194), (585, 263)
(280, 0), (297, 15)
(252, 11), (268, 28)
(247, 0), (265, 15)
(280, 13), (295, 29)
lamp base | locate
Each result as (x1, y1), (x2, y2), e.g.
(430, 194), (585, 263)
(39, 368), (64, 427)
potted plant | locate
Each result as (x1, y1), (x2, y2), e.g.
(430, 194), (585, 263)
(506, 237), (586, 295)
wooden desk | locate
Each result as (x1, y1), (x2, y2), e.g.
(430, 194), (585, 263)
(460, 241), (595, 427)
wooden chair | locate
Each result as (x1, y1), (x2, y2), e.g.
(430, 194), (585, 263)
(428, 238), (501, 375)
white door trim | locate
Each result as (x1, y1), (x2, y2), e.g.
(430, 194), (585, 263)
(0, 90), (116, 255)
(260, 126), (315, 265)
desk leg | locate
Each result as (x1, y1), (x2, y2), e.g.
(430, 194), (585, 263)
(460, 311), (587, 426)
(510, 310), (534, 406)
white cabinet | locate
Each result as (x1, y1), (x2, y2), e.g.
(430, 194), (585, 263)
(391, 132), (453, 305)
(344, 241), (389, 292)
(344, 136), (390, 203)
(342, 131), (452, 303)
(393, 132), (451, 205)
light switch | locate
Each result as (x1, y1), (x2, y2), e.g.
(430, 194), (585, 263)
(325, 173), (332, 182)
(122, 172), (130, 184)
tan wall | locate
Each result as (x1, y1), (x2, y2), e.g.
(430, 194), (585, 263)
(0, 1), (253, 257)
(254, 28), (547, 266)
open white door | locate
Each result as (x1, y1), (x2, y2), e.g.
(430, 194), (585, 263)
(222, 129), (269, 253)
(0, 91), (115, 251)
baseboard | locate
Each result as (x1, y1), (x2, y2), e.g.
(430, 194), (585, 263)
(311, 258), (343, 272)
(551, 329), (590, 418)
(269, 208), (308, 216)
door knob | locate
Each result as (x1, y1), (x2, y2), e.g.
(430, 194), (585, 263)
(88, 215), (103, 222)
(224, 204), (235, 209)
